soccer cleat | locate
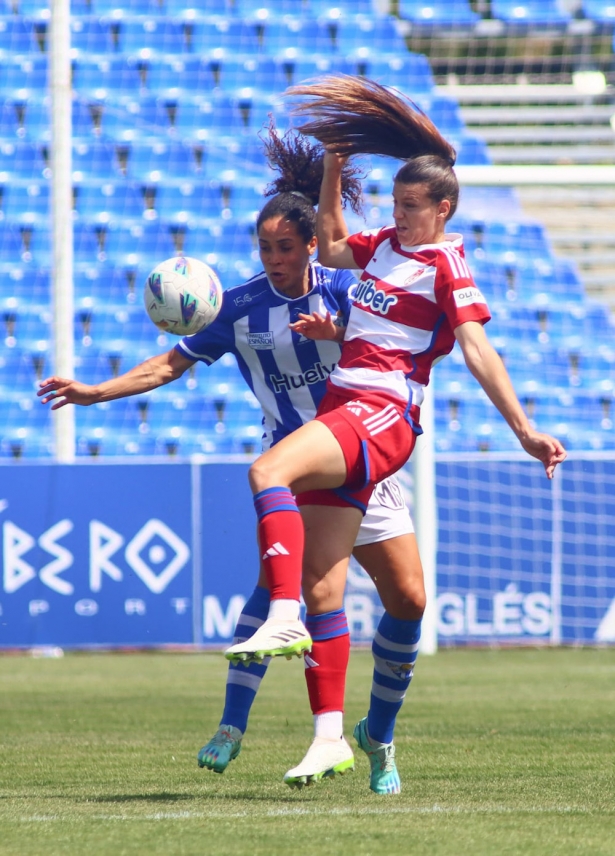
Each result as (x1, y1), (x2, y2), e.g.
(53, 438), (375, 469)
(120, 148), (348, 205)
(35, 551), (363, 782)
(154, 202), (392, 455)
(284, 736), (355, 789)
(224, 619), (312, 664)
(353, 717), (401, 795)
(197, 725), (242, 773)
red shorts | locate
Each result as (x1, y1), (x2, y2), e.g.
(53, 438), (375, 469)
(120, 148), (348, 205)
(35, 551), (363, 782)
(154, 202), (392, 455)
(297, 387), (421, 513)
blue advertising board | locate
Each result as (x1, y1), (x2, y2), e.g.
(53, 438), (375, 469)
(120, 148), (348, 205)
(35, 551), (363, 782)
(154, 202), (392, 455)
(0, 457), (613, 649)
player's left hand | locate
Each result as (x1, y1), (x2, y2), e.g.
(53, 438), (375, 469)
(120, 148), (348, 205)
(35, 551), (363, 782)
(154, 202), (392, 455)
(289, 311), (344, 342)
(518, 431), (567, 479)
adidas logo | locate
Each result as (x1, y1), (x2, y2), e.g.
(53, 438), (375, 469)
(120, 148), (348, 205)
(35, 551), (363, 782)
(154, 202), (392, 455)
(262, 542), (290, 560)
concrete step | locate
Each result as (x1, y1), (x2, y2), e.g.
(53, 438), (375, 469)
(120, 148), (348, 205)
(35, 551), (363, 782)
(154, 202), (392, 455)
(439, 83), (615, 105)
(472, 126), (615, 143)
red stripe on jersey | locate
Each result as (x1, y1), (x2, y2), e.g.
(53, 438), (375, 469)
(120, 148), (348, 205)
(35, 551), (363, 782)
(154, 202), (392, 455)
(339, 338), (426, 378)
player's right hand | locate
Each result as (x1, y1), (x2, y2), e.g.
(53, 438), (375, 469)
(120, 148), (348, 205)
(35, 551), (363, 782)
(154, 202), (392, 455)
(37, 377), (98, 409)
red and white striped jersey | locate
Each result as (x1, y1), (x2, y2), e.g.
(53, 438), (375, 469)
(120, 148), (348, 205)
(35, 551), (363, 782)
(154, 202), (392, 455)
(328, 225), (491, 408)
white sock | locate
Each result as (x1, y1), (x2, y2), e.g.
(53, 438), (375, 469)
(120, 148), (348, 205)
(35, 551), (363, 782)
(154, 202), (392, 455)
(268, 599), (300, 621)
(314, 711), (344, 740)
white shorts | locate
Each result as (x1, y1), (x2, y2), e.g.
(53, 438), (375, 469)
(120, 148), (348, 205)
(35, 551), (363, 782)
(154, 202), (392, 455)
(354, 474), (414, 547)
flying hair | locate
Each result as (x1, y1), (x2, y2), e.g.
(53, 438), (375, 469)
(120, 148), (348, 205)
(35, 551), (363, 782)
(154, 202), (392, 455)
(286, 74), (457, 166)
(260, 118), (364, 214)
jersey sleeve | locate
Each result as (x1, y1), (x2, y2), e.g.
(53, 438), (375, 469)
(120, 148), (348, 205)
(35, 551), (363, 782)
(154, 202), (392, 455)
(434, 250), (491, 330)
(346, 227), (388, 270)
(175, 299), (235, 364)
(330, 267), (358, 326)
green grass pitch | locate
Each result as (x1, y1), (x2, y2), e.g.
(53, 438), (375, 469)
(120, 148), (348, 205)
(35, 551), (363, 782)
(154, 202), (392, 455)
(0, 648), (613, 856)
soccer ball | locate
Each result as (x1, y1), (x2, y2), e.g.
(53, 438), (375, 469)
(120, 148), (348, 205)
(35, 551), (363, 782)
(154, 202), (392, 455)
(144, 256), (223, 336)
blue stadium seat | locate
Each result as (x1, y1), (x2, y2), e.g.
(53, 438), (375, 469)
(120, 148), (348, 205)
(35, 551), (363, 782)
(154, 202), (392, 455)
(491, 0), (571, 24)
(420, 94), (465, 135)
(453, 135), (492, 165)
(98, 221), (176, 264)
(116, 17), (188, 57)
(261, 19), (334, 57)
(74, 264), (140, 305)
(0, 17), (41, 55)
(98, 96), (172, 142)
(0, 139), (48, 179)
(582, 1), (615, 21)
(288, 56), (356, 85)
(70, 140), (122, 180)
(153, 183), (223, 224)
(335, 16), (408, 54)
(2, 181), (49, 224)
(201, 137), (264, 179)
(0, 265), (50, 307)
(69, 17), (116, 56)
(173, 96), (241, 141)
(187, 19), (260, 54)
(457, 185), (521, 219)
(144, 56), (213, 98)
(91, 0), (162, 17)
(482, 220), (552, 264)
(123, 139), (201, 182)
(165, 0), (233, 16)
(0, 56), (47, 99)
(359, 54), (435, 95)
(232, 0), (306, 16)
(73, 222), (103, 261)
(309, 0), (382, 15)
(397, 0), (480, 25)
(74, 301), (156, 346)
(213, 56), (289, 94)
(221, 179), (265, 216)
(72, 57), (143, 100)
(74, 181), (146, 224)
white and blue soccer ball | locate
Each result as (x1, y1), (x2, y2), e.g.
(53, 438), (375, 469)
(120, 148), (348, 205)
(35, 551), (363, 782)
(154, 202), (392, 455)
(144, 256), (223, 336)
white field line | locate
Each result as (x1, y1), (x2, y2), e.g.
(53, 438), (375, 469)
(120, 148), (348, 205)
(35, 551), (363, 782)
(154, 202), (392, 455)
(12, 805), (600, 823)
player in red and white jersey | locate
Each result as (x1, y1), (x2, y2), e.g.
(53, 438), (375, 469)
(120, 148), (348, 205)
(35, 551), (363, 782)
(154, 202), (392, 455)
(225, 77), (567, 785)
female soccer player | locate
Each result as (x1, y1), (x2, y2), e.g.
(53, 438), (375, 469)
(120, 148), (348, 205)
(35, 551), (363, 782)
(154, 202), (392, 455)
(38, 125), (428, 795)
(224, 77), (567, 762)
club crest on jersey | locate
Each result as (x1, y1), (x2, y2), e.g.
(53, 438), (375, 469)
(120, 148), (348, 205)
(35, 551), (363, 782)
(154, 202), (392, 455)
(386, 661), (414, 680)
(247, 332), (275, 350)
(404, 267), (427, 286)
(453, 286), (486, 308)
(355, 278), (398, 315)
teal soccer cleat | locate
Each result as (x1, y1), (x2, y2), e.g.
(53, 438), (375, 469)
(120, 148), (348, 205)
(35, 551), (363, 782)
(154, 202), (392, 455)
(353, 717), (401, 795)
(197, 725), (242, 773)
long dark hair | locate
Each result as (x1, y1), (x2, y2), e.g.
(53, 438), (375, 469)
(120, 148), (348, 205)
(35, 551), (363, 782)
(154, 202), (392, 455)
(256, 119), (364, 243)
(286, 75), (458, 218)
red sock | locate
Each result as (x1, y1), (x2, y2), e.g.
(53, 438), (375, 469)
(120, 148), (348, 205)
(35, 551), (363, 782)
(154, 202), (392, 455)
(254, 487), (304, 601)
(304, 627), (350, 714)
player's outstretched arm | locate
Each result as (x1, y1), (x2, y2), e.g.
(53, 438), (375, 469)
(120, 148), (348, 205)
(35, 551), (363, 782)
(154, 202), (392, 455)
(316, 151), (357, 269)
(38, 348), (194, 409)
(454, 321), (567, 479)
(289, 311), (344, 342)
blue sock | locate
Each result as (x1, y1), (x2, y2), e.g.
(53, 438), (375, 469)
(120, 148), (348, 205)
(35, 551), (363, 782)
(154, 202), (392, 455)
(220, 585), (270, 734)
(367, 612), (421, 744)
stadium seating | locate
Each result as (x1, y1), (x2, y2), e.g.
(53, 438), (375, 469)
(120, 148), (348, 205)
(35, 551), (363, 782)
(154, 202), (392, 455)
(397, 1), (480, 25)
(0, 0), (613, 459)
(490, 1), (571, 25)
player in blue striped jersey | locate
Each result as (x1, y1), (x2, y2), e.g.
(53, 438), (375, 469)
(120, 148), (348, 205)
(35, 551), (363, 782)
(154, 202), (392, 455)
(38, 126), (426, 795)
(176, 263), (355, 451)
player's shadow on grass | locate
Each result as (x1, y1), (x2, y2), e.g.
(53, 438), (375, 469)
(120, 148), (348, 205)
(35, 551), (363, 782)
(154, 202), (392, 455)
(90, 793), (193, 803)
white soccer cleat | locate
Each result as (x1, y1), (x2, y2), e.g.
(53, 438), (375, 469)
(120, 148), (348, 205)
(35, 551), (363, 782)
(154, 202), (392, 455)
(224, 618), (312, 664)
(284, 737), (355, 788)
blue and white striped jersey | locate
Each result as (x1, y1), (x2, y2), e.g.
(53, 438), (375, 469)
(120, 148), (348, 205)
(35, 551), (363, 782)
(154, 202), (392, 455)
(175, 263), (357, 449)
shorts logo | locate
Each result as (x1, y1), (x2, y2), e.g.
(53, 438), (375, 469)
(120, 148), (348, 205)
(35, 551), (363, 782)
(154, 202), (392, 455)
(453, 287), (486, 308)
(247, 332), (275, 350)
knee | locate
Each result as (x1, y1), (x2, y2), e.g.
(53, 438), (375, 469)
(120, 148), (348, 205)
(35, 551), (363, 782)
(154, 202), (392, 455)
(380, 582), (426, 622)
(249, 454), (282, 494)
